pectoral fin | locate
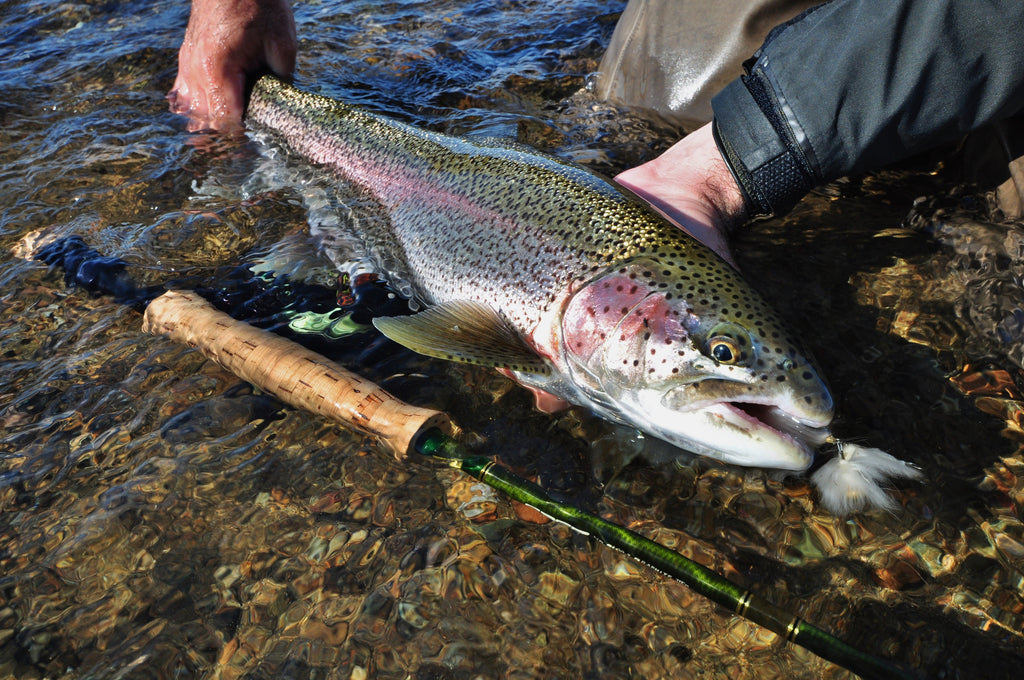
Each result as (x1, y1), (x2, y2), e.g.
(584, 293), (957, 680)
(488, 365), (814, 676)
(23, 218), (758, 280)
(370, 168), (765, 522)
(372, 300), (551, 374)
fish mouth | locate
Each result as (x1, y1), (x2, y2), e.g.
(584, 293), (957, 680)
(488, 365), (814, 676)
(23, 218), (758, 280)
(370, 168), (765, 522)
(733, 402), (832, 447)
(691, 401), (825, 470)
(622, 386), (832, 471)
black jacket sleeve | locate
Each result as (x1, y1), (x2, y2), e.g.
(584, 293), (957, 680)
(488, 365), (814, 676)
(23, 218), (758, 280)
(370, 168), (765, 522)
(711, 0), (1024, 218)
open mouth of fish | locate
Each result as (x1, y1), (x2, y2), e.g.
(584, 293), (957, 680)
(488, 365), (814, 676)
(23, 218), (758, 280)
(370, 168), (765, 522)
(628, 386), (833, 471)
(733, 401), (831, 446)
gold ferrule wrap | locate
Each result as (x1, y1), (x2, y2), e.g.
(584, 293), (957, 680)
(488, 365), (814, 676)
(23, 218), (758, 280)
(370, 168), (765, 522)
(785, 617), (802, 643)
(735, 591), (752, 617)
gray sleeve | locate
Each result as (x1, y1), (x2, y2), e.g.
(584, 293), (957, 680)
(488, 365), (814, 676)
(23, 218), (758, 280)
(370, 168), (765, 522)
(711, 0), (1024, 218)
(596, 0), (819, 128)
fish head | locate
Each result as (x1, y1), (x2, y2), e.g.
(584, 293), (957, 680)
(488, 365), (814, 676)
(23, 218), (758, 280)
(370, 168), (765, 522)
(559, 256), (833, 470)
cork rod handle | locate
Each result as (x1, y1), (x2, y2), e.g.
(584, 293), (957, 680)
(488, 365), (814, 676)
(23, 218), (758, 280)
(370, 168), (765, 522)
(142, 290), (452, 458)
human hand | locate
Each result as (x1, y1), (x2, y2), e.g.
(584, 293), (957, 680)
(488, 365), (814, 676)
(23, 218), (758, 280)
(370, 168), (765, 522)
(614, 123), (747, 267)
(169, 0), (296, 132)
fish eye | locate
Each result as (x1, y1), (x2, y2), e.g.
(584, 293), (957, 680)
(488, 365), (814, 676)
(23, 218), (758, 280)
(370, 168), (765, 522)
(709, 337), (740, 363)
(705, 323), (752, 366)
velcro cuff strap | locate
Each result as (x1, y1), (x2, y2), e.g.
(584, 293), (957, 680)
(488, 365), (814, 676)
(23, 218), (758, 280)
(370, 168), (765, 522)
(712, 69), (816, 219)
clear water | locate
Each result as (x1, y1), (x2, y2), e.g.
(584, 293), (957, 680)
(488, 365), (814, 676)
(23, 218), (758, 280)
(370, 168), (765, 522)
(1, 1), (1023, 678)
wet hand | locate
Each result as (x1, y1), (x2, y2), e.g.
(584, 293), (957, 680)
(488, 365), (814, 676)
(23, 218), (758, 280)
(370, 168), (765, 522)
(169, 0), (296, 132)
(615, 123), (747, 267)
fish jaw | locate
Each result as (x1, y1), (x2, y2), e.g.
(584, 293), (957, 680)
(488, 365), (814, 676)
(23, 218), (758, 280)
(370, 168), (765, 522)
(554, 257), (835, 471)
(620, 386), (822, 470)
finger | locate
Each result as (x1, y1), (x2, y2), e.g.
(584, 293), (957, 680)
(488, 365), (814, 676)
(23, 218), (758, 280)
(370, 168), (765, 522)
(265, 39), (297, 81)
(208, 68), (247, 130)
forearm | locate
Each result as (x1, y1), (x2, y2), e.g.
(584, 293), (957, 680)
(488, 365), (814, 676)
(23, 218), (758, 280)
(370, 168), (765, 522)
(712, 0), (1024, 218)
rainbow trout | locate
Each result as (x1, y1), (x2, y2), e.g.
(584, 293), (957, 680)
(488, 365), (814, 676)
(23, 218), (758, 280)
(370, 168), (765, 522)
(245, 75), (834, 472)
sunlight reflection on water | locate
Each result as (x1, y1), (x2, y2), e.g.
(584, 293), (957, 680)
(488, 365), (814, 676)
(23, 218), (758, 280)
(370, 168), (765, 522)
(1, 1), (1023, 678)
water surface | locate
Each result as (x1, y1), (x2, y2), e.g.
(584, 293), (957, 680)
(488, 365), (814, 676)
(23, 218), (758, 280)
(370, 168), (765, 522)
(1, 1), (1023, 678)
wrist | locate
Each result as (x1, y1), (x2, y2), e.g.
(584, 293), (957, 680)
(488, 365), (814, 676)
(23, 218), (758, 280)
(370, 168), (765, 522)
(700, 123), (749, 233)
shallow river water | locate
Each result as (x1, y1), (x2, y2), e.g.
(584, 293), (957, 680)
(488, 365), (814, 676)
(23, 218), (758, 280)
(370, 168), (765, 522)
(2, 1), (1023, 678)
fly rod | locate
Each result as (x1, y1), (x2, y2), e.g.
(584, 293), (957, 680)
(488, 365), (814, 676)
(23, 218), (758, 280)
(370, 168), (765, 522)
(27, 234), (913, 679)
(143, 288), (913, 680)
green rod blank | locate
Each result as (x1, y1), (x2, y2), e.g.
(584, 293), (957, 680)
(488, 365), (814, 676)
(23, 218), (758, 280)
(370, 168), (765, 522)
(416, 428), (914, 680)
